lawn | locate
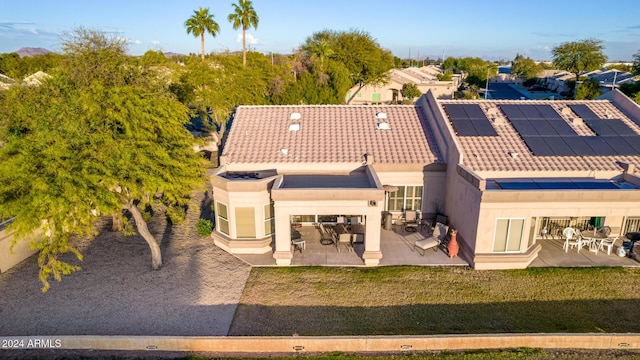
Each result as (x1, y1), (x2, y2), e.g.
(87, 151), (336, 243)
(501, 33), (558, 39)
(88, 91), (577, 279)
(228, 266), (640, 336)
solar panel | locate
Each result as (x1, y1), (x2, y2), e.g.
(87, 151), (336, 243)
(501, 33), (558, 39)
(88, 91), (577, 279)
(535, 181), (579, 189)
(499, 104), (525, 119)
(522, 136), (555, 156)
(535, 120), (559, 136)
(622, 136), (640, 153)
(536, 105), (563, 120)
(563, 137), (596, 156)
(497, 181), (538, 190)
(543, 137), (576, 156)
(605, 119), (635, 136)
(510, 120), (538, 136)
(520, 105), (544, 120)
(547, 119), (578, 136)
(583, 137), (618, 156)
(443, 104), (467, 119)
(606, 136), (637, 155)
(584, 119), (616, 136)
(569, 104), (599, 120)
(572, 181), (619, 190)
(462, 104), (486, 119)
(450, 119), (477, 136)
(471, 119), (498, 136)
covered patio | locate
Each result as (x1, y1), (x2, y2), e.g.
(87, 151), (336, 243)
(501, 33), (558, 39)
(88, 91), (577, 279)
(233, 224), (469, 267)
(531, 238), (640, 267)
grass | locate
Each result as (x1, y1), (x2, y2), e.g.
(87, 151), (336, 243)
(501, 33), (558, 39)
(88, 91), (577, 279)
(229, 266), (640, 336)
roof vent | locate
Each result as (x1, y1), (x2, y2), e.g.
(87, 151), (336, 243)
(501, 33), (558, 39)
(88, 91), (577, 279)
(508, 151), (519, 160)
(288, 123), (300, 132)
(290, 112), (301, 120)
(377, 122), (391, 130)
(375, 112), (388, 119)
(280, 148), (289, 155)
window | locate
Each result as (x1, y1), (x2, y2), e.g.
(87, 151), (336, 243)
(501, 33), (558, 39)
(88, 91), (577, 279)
(291, 215), (315, 223)
(235, 207), (256, 238)
(493, 218), (525, 252)
(624, 217), (640, 234)
(356, 92), (362, 98)
(217, 202), (229, 235)
(387, 185), (423, 212)
(264, 203), (274, 236)
(371, 93), (381, 101)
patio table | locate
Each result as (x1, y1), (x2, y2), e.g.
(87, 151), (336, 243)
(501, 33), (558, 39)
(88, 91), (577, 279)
(581, 231), (608, 254)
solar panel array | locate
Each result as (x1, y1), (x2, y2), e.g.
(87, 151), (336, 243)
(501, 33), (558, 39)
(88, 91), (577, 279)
(443, 104), (497, 136)
(496, 179), (621, 190)
(498, 104), (640, 157)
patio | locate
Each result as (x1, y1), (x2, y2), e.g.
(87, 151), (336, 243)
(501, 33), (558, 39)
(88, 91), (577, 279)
(233, 224), (469, 267)
(531, 238), (640, 267)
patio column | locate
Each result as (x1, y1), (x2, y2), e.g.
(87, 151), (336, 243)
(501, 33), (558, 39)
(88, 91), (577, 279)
(363, 209), (382, 266)
(272, 204), (292, 265)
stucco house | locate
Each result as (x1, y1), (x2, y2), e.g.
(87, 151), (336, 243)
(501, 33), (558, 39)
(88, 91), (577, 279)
(212, 89), (640, 269)
(346, 66), (458, 105)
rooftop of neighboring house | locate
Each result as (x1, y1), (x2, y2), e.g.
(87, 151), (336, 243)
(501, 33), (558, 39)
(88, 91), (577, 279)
(437, 93), (640, 175)
(221, 105), (443, 166)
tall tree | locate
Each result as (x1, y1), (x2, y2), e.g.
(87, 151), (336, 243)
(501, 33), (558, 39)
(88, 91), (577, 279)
(0, 28), (205, 291)
(227, 0), (259, 67)
(552, 38), (607, 96)
(185, 7), (220, 60)
(511, 53), (541, 80)
(303, 30), (393, 104)
(401, 83), (421, 101)
(633, 49), (640, 76)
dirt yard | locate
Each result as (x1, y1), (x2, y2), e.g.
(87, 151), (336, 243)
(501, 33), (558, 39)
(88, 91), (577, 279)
(0, 186), (251, 336)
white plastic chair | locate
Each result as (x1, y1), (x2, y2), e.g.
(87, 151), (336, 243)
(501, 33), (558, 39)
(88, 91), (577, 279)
(563, 227), (580, 252)
(599, 236), (618, 255)
(414, 222), (448, 255)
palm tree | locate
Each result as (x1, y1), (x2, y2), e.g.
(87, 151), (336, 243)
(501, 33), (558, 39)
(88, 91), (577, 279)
(227, 0), (259, 67)
(185, 7), (220, 60)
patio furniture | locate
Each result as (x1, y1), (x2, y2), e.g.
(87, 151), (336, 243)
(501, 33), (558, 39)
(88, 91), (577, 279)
(404, 210), (419, 232)
(318, 224), (336, 246)
(599, 236), (618, 255)
(337, 216), (347, 225)
(562, 227), (580, 252)
(596, 226), (611, 237)
(414, 222), (448, 256)
(338, 233), (353, 252)
(291, 238), (306, 253)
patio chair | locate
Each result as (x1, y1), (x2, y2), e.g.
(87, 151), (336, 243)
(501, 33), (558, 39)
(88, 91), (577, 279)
(414, 222), (448, 256)
(336, 216), (347, 224)
(599, 236), (618, 255)
(596, 226), (611, 237)
(318, 224), (336, 246)
(404, 210), (419, 232)
(338, 233), (353, 252)
(562, 227), (580, 252)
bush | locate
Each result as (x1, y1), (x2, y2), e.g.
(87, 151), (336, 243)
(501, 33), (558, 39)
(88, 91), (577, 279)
(196, 218), (214, 237)
(166, 205), (186, 224)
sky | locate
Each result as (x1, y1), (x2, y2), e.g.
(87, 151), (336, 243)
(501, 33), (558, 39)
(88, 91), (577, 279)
(2, 0), (640, 62)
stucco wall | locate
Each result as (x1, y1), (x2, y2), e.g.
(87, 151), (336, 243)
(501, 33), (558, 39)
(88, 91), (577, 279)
(0, 229), (39, 273)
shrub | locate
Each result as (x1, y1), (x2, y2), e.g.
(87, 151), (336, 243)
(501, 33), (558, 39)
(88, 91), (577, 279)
(166, 205), (186, 224)
(196, 219), (214, 237)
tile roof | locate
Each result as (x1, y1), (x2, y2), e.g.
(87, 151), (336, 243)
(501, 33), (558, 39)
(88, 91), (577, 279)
(222, 105), (442, 165)
(438, 99), (640, 173)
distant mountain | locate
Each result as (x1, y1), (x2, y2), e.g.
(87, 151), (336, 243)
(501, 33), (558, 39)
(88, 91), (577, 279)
(15, 47), (51, 57)
(163, 52), (185, 59)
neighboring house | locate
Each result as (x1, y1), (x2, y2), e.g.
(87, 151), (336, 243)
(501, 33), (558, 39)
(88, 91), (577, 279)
(346, 66), (457, 105)
(586, 69), (635, 93)
(422, 89), (640, 269)
(0, 219), (39, 273)
(212, 89), (640, 269)
(546, 71), (575, 93)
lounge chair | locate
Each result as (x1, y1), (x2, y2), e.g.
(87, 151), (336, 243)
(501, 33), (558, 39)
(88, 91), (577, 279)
(414, 222), (448, 255)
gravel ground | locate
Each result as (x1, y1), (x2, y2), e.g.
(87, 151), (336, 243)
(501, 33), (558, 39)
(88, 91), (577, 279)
(0, 185), (251, 336)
